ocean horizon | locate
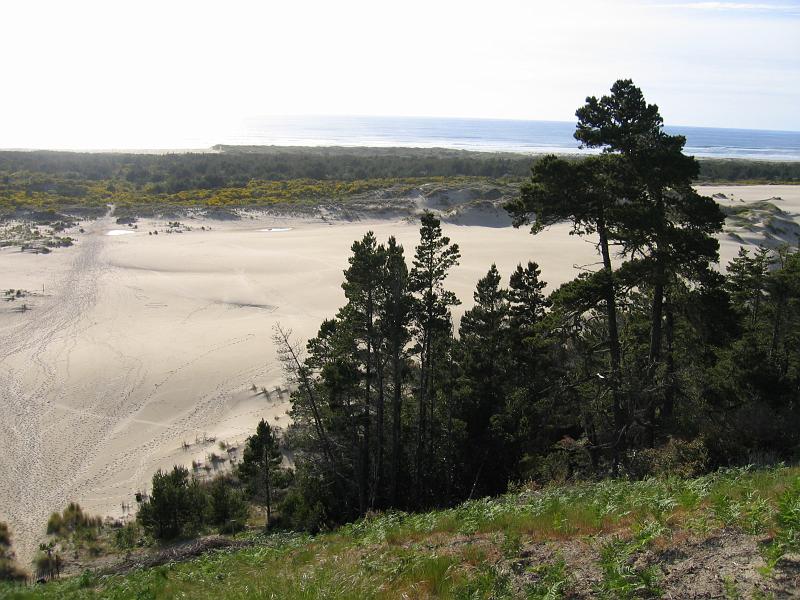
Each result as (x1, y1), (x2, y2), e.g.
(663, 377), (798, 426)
(223, 115), (800, 161)
(7, 116), (800, 161)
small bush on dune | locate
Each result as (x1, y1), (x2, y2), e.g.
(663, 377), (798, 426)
(0, 522), (26, 582)
(135, 468), (252, 541)
(0, 559), (25, 583)
(137, 466), (209, 541)
(114, 522), (141, 552)
(626, 438), (709, 480)
(46, 503), (103, 538)
(33, 543), (63, 582)
(0, 523), (9, 548)
(207, 476), (249, 534)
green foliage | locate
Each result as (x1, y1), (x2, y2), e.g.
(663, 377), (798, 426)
(238, 418), (283, 526)
(208, 477), (249, 534)
(0, 167), (505, 218)
(0, 145), (796, 219)
(596, 536), (661, 599)
(11, 466), (800, 599)
(626, 438), (710, 479)
(137, 466), (208, 541)
(33, 543), (63, 582)
(0, 523), (9, 548)
(760, 476), (800, 575)
(113, 522), (140, 552)
(525, 557), (571, 600)
(722, 575), (742, 600)
(0, 522), (25, 582)
(135, 468), (254, 541)
(46, 503), (102, 538)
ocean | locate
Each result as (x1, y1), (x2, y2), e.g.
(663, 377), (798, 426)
(219, 116), (800, 161)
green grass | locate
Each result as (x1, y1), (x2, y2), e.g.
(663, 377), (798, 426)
(2, 465), (799, 599)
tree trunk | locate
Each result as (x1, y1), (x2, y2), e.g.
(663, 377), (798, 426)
(360, 334), (372, 515)
(647, 192), (667, 447)
(374, 363), (385, 508)
(427, 341), (435, 473)
(263, 446), (272, 528)
(663, 293), (675, 422)
(273, 325), (339, 480)
(649, 258), (665, 367)
(446, 349), (455, 501)
(415, 329), (429, 504)
(598, 219), (624, 471)
(390, 342), (402, 506)
(343, 392), (365, 515)
(771, 295), (785, 358)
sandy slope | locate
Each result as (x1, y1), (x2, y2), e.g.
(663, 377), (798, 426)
(0, 185), (798, 563)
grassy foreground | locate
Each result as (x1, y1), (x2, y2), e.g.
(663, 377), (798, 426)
(3, 465), (800, 599)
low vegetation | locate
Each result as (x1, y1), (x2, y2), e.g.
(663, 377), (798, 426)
(2, 466), (799, 598)
(0, 170), (510, 219)
(134, 419), (283, 542)
(0, 522), (25, 583)
(0, 144), (798, 220)
(0, 221), (74, 253)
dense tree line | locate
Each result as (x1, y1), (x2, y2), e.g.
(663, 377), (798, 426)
(270, 81), (800, 530)
(1, 146), (797, 198)
(0, 149), (528, 193)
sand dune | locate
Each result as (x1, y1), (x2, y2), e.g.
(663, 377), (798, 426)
(0, 185), (798, 563)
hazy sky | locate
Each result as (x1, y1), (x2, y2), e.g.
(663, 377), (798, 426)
(2, 0), (798, 148)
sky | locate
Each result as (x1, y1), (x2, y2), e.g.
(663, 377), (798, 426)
(1, 0), (798, 149)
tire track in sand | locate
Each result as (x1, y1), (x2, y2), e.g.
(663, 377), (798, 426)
(0, 221), (279, 565)
(0, 218), (109, 563)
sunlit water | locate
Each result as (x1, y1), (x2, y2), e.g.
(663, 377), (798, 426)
(17, 116), (799, 160)
(221, 116), (800, 161)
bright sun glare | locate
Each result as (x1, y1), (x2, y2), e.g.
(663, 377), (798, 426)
(1, 0), (798, 148)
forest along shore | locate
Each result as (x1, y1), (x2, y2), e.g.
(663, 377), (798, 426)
(0, 183), (798, 564)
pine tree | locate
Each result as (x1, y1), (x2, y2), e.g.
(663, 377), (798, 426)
(409, 212), (460, 501)
(506, 153), (629, 468)
(379, 236), (412, 506)
(508, 261), (549, 343)
(458, 264), (510, 496)
(506, 261), (551, 397)
(574, 79), (725, 444)
(339, 232), (388, 511)
(208, 476), (249, 534)
(137, 466), (208, 540)
(239, 419), (282, 527)
(726, 246), (771, 329)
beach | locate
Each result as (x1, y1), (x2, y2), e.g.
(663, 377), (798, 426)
(1, 184), (798, 563)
